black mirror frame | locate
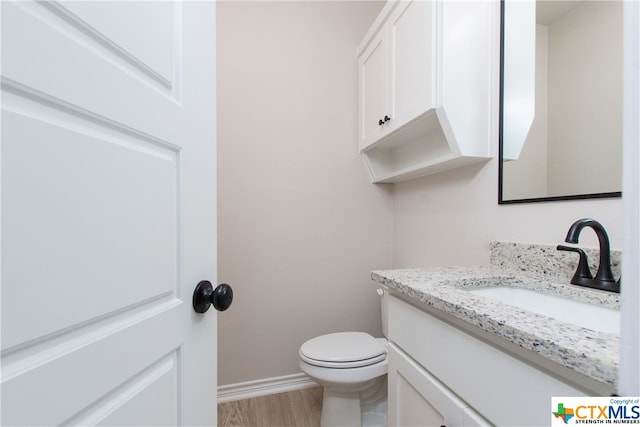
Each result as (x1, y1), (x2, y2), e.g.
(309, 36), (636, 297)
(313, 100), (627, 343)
(497, 0), (622, 205)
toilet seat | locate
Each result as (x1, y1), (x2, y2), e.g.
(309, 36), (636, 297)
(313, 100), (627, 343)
(299, 332), (386, 369)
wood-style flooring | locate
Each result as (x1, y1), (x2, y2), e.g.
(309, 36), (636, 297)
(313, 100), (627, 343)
(218, 386), (323, 427)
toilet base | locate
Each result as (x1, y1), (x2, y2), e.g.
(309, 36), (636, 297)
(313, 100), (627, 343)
(361, 378), (387, 427)
(319, 376), (387, 427)
(321, 389), (362, 427)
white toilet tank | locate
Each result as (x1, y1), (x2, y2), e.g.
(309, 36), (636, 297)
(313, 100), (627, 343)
(378, 285), (390, 339)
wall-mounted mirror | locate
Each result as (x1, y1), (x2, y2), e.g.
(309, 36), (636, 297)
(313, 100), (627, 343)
(499, 0), (623, 204)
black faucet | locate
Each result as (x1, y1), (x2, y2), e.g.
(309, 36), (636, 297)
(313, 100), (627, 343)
(557, 218), (620, 293)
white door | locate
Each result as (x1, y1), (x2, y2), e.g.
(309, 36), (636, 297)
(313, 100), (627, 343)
(1, 1), (220, 425)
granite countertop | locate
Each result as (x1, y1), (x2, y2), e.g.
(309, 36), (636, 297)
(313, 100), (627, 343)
(371, 264), (621, 388)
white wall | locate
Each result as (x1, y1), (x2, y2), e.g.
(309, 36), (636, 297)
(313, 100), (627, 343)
(393, 156), (623, 268)
(217, 1), (390, 386)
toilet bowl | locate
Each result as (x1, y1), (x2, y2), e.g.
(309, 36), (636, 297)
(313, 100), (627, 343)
(298, 287), (389, 427)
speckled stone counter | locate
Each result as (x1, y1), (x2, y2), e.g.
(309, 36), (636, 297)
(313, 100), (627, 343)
(371, 241), (621, 388)
(489, 241), (622, 284)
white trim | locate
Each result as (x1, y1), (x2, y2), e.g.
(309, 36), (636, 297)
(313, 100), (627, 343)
(620, 0), (640, 395)
(217, 373), (318, 403)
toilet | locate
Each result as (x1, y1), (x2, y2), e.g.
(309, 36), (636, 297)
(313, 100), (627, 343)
(299, 287), (389, 427)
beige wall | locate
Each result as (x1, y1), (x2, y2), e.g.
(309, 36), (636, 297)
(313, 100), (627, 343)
(392, 157), (623, 268)
(217, 0), (624, 387)
(217, 1), (391, 386)
(547, 1), (623, 196)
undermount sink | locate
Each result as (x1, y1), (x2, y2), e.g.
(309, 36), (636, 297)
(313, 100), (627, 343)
(468, 287), (620, 334)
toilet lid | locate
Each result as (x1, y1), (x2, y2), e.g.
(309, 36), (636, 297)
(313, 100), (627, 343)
(299, 332), (386, 368)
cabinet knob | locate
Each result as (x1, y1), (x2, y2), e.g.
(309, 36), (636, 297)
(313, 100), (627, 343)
(378, 116), (391, 126)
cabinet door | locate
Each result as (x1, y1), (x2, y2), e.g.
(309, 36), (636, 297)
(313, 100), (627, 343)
(358, 27), (389, 151)
(388, 0), (438, 132)
(388, 344), (490, 427)
(463, 408), (492, 427)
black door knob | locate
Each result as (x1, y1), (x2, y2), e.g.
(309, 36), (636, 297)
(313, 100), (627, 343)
(193, 280), (233, 313)
(378, 119), (384, 126)
(384, 115), (390, 122)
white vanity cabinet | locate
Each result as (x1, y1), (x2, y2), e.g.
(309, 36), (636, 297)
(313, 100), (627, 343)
(388, 344), (489, 427)
(387, 294), (590, 426)
(357, 0), (498, 183)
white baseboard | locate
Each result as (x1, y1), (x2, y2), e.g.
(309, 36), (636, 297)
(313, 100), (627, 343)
(217, 373), (318, 403)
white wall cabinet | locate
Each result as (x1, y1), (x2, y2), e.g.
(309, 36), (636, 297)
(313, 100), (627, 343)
(387, 294), (595, 426)
(359, 0), (436, 150)
(359, 24), (389, 150)
(357, 0), (498, 183)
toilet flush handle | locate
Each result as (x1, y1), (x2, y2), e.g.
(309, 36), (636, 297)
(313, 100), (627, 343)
(376, 288), (385, 296)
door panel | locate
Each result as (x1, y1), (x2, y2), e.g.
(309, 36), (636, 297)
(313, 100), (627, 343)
(56, 1), (175, 83)
(2, 1), (181, 139)
(2, 305), (181, 426)
(1, 1), (218, 425)
(2, 109), (178, 349)
(95, 355), (179, 427)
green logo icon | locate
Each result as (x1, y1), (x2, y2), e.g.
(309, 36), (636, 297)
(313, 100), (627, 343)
(553, 403), (575, 424)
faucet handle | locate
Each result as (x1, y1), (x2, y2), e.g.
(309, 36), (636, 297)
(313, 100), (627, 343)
(557, 245), (593, 283)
